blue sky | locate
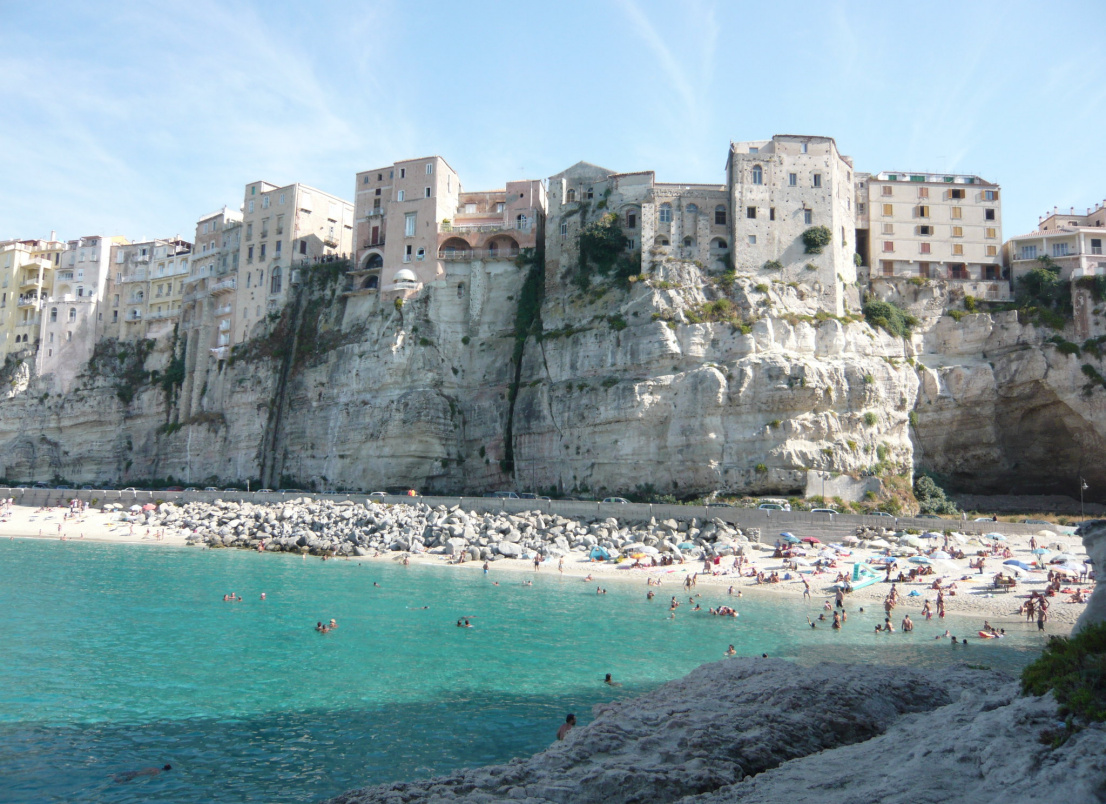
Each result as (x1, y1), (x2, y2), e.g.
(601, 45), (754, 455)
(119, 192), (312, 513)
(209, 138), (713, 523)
(1, 0), (1104, 242)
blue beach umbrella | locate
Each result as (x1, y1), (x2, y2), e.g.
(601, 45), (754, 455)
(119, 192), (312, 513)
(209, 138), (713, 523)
(678, 542), (696, 550)
(781, 534), (800, 544)
(1003, 559), (1037, 571)
(908, 556), (931, 564)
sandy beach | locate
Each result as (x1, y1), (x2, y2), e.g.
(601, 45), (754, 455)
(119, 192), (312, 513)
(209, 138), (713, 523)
(1, 501), (1093, 630)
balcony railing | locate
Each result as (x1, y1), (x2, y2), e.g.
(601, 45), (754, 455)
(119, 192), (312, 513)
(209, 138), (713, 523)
(17, 296), (42, 308)
(215, 304), (233, 316)
(121, 271), (148, 283)
(210, 346), (229, 360)
(361, 240), (385, 250)
(367, 207), (385, 217)
(438, 248), (521, 261)
(19, 273), (45, 288)
(182, 291), (206, 304)
(209, 278), (237, 294)
(439, 220), (532, 234)
(323, 235), (339, 247)
(16, 318), (40, 328)
(146, 309), (178, 321)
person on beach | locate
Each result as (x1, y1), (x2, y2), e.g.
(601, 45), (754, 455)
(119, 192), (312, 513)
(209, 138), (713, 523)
(557, 714), (576, 741)
(803, 579), (812, 601)
(1037, 608), (1048, 631)
(114, 764), (171, 783)
(558, 557), (564, 574)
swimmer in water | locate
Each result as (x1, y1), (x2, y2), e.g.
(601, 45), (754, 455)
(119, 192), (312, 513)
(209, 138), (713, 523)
(725, 645), (736, 656)
(260, 593), (266, 600)
(373, 582), (381, 588)
(646, 590), (655, 600)
(329, 619), (337, 629)
(114, 764), (171, 783)
(604, 673), (621, 687)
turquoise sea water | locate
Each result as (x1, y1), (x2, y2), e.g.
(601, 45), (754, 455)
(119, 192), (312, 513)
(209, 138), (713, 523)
(0, 539), (1049, 803)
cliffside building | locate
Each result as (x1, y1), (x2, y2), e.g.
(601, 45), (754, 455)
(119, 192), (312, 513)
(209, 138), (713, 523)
(105, 237), (192, 342)
(1005, 200), (1106, 282)
(857, 171), (1007, 300)
(728, 135), (858, 315)
(234, 181), (353, 343)
(38, 235), (123, 389)
(0, 236), (65, 361)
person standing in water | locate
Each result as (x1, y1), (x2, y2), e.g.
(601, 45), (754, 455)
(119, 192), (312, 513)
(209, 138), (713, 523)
(557, 714), (576, 740)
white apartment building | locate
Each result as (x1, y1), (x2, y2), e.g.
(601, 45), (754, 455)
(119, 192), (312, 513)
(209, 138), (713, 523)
(860, 171), (1005, 298)
(105, 237), (192, 341)
(180, 207), (243, 361)
(1005, 200), (1106, 282)
(38, 235), (121, 389)
(233, 181), (353, 343)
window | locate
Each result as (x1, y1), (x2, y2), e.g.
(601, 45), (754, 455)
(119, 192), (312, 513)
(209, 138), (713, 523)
(1053, 243), (1070, 257)
(248, 200), (254, 213)
(424, 187), (431, 198)
(405, 213), (416, 237)
(858, 203), (866, 214)
(658, 203), (672, 223)
(882, 223), (894, 235)
(747, 235), (756, 245)
(404, 245), (413, 262)
(683, 236), (693, 247)
(918, 225), (932, 235)
(566, 189), (576, 202)
(262, 196), (270, 209)
(68, 307), (76, 321)
(271, 267), (282, 294)
(560, 222), (568, 239)
(586, 187), (594, 200)
(985, 208), (996, 221)
(299, 240), (307, 255)
(426, 163), (433, 174)
(952, 244), (964, 256)
(279, 193), (285, 205)
(400, 168), (406, 178)
(882, 185), (893, 196)
(1093, 239), (1103, 255)
(918, 187), (929, 198)
(363, 176), (369, 185)
(67, 331), (72, 341)
(916, 205), (930, 218)
(746, 206), (757, 219)
(881, 260), (894, 276)
(275, 241), (282, 255)
(246, 272), (251, 288)
(496, 202), (504, 212)
(883, 241), (894, 252)
(686, 203), (698, 215)
(804, 209), (813, 225)
(246, 223), (253, 240)
(882, 204), (893, 216)
(714, 205), (726, 225)
(986, 245), (998, 256)
(751, 165), (763, 185)
(769, 208), (776, 221)
(112, 311), (117, 323)
(416, 248), (425, 261)
(812, 174), (822, 188)
(800, 142), (808, 153)
(749, 146), (758, 153)
(259, 244), (266, 259)
(984, 190), (998, 201)
(952, 226), (963, 237)
(626, 239), (636, 250)
(788, 173), (797, 187)
(626, 211), (637, 229)
(397, 190), (405, 202)
(951, 207), (962, 219)
(920, 242), (931, 254)
(949, 188), (965, 199)
(50, 307), (57, 322)
(247, 246), (254, 261)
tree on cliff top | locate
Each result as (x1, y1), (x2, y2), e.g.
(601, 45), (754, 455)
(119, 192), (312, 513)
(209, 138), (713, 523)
(913, 474), (958, 515)
(575, 213), (631, 289)
(863, 299), (918, 339)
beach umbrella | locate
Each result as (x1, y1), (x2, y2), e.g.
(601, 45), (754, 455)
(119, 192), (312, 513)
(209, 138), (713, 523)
(781, 534), (800, 544)
(931, 550), (952, 560)
(869, 538), (891, 549)
(909, 556), (932, 564)
(801, 536), (821, 544)
(902, 535), (925, 549)
(1037, 530), (1058, 540)
(780, 532), (796, 539)
(678, 542), (695, 550)
(1004, 559), (1038, 572)
(1050, 553), (1077, 564)
(642, 545), (660, 555)
(985, 532), (1005, 541)
(841, 534), (860, 545)
(142, 503), (156, 511)
(792, 557), (814, 566)
(1031, 547), (1049, 555)
(922, 532), (942, 539)
(129, 504), (142, 512)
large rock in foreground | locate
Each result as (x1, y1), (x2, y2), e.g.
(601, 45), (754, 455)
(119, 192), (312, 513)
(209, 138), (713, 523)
(327, 659), (1009, 804)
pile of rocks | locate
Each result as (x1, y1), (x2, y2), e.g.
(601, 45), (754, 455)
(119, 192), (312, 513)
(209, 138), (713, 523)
(131, 498), (759, 560)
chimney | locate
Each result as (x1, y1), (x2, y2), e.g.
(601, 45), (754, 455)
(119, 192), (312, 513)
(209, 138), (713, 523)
(50, 230), (56, 241)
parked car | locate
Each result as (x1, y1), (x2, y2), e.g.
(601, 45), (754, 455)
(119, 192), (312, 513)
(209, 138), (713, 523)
(256, 489), (274, 493)
(278, 489), (307, 494)
(810, 508), (838, 515)
(492, 491), (520, 499)
(1023, 519), (1053, 525)
(602, 497), (630, 504)
(55, 485), (72, 490)
(203, 487), (219, 492)
(184, 487), (199, 492)
(80, 485), (94, 490)
(759, 498), (792, 511)
(758, 503), (784, 511)
(368, 491), (388, 497)
(518, 492), (539, 499)
(973, 517), (993, 522)
(164, 486), (184, 492)
(222, 488), (239, 492)
(120, 487), (138, 493)
(870, 511), (895, 518)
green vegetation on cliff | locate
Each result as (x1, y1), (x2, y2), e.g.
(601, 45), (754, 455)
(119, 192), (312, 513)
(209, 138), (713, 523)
(1023, 622), (1106, 728)
(862, 299), (918, 338)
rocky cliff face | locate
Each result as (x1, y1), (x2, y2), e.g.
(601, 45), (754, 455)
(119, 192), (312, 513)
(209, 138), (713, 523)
(0, 257), (1103, 502)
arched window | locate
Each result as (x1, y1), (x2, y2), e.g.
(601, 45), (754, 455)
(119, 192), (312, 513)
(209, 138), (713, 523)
(270, 266), (282, 295)
(362, 275), (378, 290)
(586, 187), (594, 200)
(654, 235), (670, 247)
(659, 203), (672, 223)
(715, 205), (727, 225)
(457, 283), (465, 298)
(50, 307), (57, 322)
(711, 238), (729, 251)
(365, 252), (383, 270)
(566, 189), (576, 202)
(686, 203), (699, 215)
(68, 308), (76, 322)
(683, 236), (694, 247)
(625, 209), (637, 229)
(751, 165), (763, 185)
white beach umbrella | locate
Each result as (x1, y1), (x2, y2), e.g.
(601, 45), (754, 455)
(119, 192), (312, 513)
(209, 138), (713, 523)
(931, 550), (952, 560)
(1037, 530), (1058, 540)
(869, 538), (891, 549)
(842, 534), (860, 545)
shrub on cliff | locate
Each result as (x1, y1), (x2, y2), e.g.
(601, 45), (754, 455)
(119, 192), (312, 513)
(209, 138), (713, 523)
(1022, 622), (1106, 727)
(863, 300), (918, 339)
(802, 226), (832, 254)
(913, 474), (958, 515)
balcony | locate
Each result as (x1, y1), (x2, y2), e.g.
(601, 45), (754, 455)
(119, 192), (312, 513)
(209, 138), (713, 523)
(17, 296), (42, 308)
(438, 247), (520, 262)
(210, 346), (229, 360)
(361, 239), (385, 250)
(218, 320), (231, 332)
(19, 272), (45, 288)
(182, 291), (206, 304)
(439, 219), (532, 234)
(146, 309), (178, 321)
(209, 278), (237, 295)
(16, 318), (40, 328)
(367, 207), (384, 217)
(323, 234), (339, 248)
(121, 271), (148, 283)
(126, 312), (143, 322)
(215, 304), (233, 316)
